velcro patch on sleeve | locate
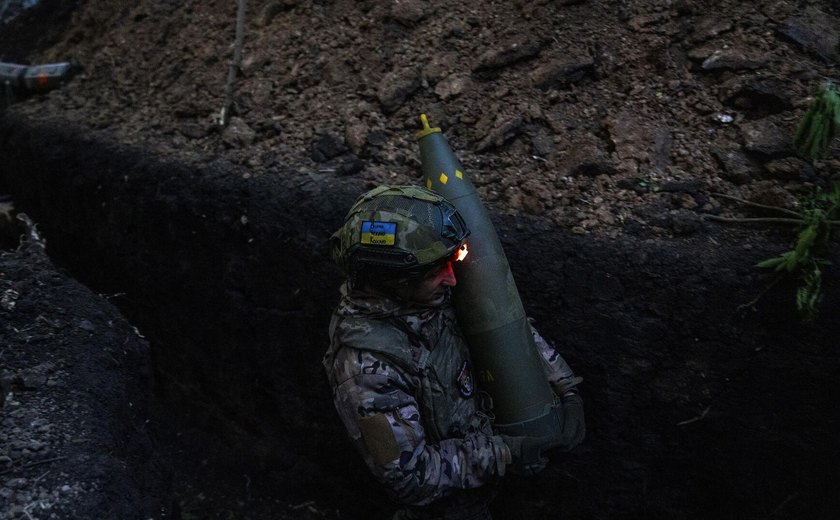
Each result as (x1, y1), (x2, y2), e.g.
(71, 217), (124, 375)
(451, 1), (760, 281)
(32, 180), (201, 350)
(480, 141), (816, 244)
(361, 221), (396, 246)
(358, 413), (400, 464)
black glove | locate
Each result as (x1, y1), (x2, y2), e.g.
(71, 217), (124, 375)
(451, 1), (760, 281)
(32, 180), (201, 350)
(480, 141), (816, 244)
(499, 434), (552, 476)
(551, 392), (585, 451)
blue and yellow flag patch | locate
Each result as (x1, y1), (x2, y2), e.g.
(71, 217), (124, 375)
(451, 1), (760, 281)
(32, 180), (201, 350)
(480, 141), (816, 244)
(361, 221), (397, 246)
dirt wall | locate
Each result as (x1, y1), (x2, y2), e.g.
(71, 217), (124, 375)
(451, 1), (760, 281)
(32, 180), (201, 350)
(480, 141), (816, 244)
(0, 217), (166, 518)
(1, 112), (839, 519)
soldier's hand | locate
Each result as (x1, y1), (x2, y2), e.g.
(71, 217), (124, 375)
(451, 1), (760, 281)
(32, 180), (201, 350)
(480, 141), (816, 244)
(498, 435), (552, 476)
(552, 392), (585, 451)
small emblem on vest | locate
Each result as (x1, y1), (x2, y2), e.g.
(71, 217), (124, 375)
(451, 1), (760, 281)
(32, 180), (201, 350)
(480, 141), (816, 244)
(456, 359), (474, 398)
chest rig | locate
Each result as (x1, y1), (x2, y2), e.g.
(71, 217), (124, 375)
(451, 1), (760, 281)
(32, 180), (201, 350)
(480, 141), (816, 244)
(334, 307), (491, 443)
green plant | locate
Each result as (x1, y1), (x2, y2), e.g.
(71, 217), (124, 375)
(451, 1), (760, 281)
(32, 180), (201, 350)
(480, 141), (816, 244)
(706, 82), (840, 322)
(758, 82), (839, 322)
(754, 182), (839, 322)
(793, 83), (840, 159)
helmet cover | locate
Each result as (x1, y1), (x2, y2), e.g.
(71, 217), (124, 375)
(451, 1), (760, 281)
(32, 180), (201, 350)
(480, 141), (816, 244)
(331, 185), (469, 283)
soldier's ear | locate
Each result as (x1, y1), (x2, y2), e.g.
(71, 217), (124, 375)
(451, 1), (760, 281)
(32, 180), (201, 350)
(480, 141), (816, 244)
(329, 230), (344, 268)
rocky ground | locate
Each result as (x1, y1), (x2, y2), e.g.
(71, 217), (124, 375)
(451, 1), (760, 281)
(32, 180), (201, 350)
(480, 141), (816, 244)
(0, 217), (165, 519)
(1, 0), (839, 237)
(1, 1), (840, 519)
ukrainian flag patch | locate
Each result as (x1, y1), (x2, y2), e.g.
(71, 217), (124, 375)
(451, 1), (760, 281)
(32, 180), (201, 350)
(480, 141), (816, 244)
(361, 221), (397, 245)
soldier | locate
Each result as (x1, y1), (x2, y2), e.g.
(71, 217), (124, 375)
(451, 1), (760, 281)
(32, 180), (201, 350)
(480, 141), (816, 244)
(323, 186), (585, 520)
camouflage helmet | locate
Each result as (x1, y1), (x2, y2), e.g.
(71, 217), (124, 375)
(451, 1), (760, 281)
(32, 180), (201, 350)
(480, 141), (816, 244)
(331, 185), (469, 283)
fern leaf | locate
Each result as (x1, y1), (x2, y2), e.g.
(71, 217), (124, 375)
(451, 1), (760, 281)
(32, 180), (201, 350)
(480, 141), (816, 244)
(756, 257), (785, 269)
(795, 83), (840, 159)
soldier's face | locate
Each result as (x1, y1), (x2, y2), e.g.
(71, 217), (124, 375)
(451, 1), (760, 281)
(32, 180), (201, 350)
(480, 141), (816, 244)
(410, 260), (457, 305)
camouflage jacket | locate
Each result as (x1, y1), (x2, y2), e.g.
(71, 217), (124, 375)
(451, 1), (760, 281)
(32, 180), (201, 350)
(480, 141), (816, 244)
(323, 283), (578, 507)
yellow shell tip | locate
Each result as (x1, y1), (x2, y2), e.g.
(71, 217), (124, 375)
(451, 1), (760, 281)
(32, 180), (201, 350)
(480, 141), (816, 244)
(415, 113), (441, 139)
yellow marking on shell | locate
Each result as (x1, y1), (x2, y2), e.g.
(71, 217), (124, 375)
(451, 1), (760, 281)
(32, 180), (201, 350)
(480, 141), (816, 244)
(426, 178), (433, 189)
(440, 173), (448, 184)
(455, 170), (463, 179)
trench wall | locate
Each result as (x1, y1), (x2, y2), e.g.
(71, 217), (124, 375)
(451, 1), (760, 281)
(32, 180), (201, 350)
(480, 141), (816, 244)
(1, 112), (839, 519)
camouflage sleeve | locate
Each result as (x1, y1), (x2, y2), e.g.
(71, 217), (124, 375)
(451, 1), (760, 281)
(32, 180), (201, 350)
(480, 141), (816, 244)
(330, 348), (509, 507)
(529, 324), (582, 394)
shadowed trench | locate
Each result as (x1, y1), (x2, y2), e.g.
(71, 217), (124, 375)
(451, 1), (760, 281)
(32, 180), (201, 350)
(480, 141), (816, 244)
(1, 112), (839, 519)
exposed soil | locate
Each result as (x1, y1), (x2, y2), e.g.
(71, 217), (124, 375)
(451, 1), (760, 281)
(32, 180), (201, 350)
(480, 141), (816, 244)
(1, 1), (840, 519)
(2, 0), (839, 235)
(0, 221), (165, 519)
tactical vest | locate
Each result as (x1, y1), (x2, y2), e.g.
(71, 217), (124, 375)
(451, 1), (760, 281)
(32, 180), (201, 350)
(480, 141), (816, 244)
(327, 306), (491, 443)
